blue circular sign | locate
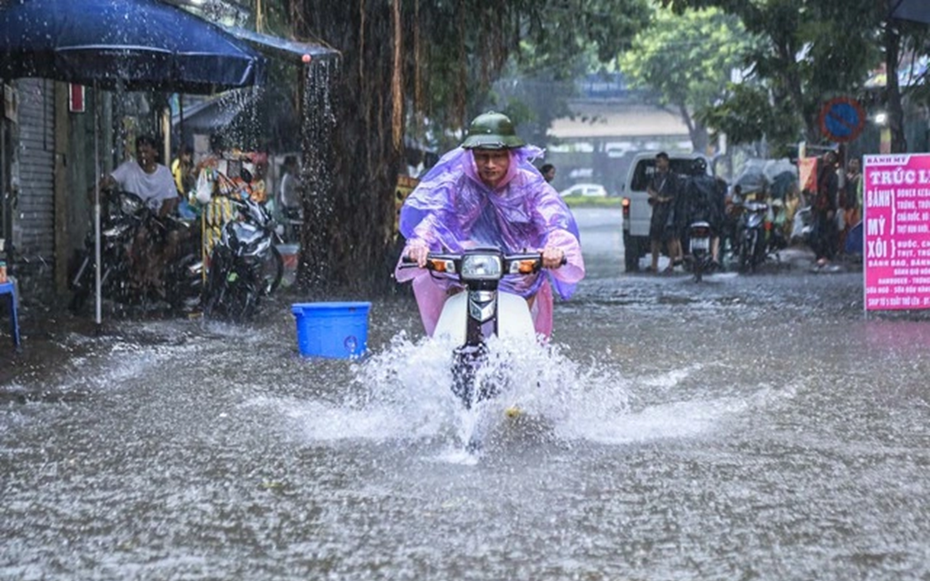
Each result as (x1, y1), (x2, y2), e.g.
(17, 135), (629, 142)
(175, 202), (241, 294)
(819, 97), (866, 143)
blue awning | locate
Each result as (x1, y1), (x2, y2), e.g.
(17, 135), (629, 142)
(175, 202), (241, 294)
(223, 26), (339, 63)
(0, 0), (264, 94)
(890, 0), (930, 24)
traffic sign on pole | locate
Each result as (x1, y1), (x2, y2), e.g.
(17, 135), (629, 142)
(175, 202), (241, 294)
(818, 97), (866, 143)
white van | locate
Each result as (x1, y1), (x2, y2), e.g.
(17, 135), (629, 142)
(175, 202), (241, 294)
(621, 152), (711, 272)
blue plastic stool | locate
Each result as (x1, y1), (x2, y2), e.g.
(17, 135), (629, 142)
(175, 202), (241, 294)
(0, 281), (21, 349)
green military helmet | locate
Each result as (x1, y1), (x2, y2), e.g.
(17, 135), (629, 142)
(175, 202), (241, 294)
(460, 111), (526, 150)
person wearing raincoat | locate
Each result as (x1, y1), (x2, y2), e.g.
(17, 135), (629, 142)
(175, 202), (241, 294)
(395, 111), (585, 339)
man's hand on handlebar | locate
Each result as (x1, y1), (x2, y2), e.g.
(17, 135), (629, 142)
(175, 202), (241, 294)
(538, 245), (565, 270)
(405, 241), (430, 268)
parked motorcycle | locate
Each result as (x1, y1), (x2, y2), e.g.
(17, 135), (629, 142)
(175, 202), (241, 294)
(791, 204), (813, 246)
(767, 198), (790, 256)
(202, 194), (284, 322)
(687, 221), (713, 282)
(736, 200), (770, 273)
(69, 190), (202, 313)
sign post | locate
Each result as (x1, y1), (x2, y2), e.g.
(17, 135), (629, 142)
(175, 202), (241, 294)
(863, 153), (930, 312)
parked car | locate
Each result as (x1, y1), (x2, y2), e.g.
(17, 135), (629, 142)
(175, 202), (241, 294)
(559, 183), (608, 198)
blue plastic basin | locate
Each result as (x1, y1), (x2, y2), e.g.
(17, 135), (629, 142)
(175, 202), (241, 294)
(291, 302), (371, 359)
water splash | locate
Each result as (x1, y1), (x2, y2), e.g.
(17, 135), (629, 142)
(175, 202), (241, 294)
(273, 331), (636, 456)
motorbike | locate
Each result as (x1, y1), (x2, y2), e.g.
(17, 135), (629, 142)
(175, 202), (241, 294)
(791, 204), (813, 246)
(402, 248), (561, 409)
(767, 199), (790, 255)
(202, 193), (284, 322)
(686, 221), (713, 282)
(736, 200), (771, 273)
(69, 190), (202, 313)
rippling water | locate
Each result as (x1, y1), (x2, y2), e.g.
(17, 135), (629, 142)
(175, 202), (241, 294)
(2, 208), (929, 580)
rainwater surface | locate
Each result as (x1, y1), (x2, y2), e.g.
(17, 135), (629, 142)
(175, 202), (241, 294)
(1, 208), (929, 580)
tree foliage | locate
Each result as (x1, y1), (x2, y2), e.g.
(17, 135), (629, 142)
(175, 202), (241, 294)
(661, 0), (887, 151)
(619, 6), (753, 153)
(279, 0), (650, 294)
(409, 0), (651, 151)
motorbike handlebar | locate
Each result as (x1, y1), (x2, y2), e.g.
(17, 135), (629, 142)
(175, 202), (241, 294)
(399, 251), (567, 271)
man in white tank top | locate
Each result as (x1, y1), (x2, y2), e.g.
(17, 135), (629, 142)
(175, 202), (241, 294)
(100, 135), (181, 297)
(103, 135), (177, 216)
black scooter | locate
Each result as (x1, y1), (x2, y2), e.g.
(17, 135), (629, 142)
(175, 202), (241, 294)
(687, 221), (713, 282)
(69, 190), (202, 313)
(202, 195), (283, 322)
(737, 201), (770, 273)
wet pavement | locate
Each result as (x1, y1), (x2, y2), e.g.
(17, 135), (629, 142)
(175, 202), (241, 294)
(2, 207), (929, 580)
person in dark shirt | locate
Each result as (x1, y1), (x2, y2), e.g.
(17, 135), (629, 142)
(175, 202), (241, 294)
(682, 163), (727, 268)
(812, 150), (839, 268)
(647, 152), (681, 273)
(839, 157), (862, 254)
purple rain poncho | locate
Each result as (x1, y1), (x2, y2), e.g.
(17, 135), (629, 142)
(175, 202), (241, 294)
(394, 145), (585, 338)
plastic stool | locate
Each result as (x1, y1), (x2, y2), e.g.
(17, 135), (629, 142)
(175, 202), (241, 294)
(0, 281), (21, 349)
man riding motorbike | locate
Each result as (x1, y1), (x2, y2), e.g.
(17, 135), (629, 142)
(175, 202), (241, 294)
(394, 111), (585, 339)
(682, 158), (726, 269)
(98, 134), (182, 296)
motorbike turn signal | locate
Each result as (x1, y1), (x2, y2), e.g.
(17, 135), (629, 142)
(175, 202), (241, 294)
(514, 259), (538, 274)
(429, 259), (455, 273)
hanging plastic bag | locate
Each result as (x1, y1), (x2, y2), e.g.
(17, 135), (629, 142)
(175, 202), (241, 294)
(195, 169), (214, 205)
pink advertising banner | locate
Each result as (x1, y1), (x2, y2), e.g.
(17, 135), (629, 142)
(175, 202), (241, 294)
(863, 154), (930, 311)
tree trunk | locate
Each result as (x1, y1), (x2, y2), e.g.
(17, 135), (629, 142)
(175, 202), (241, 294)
(678, 103), (709, 154)
(291, 0), (403, 296)
(775, 39), (814, 142)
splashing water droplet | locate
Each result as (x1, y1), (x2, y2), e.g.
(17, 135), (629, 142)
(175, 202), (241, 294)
(346, 331), (634, 455)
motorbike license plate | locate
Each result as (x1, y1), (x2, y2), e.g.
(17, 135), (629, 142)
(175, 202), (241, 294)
(691, 237), (710, 251)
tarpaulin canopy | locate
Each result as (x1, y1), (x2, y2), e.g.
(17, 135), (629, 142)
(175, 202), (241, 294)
(223, 25), (339, 63)
(0, 0), (265, 93)
(172, 92), (256, 134)
(890, 0), (930, 24)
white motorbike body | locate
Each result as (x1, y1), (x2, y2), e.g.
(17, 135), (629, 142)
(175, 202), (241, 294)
(433, 290), (537, 346)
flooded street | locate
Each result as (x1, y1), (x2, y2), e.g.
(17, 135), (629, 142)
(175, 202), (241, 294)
(2, 207), (929, 580)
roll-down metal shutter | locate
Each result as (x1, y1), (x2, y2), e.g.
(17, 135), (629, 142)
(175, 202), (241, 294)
(15, 78), (55, 263)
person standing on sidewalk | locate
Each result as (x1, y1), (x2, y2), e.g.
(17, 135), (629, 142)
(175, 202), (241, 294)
(812, 150), (839, 269)
(838, 157), (862, 254)
(277, 155), (302, 242)
(647, 152), (681, 273)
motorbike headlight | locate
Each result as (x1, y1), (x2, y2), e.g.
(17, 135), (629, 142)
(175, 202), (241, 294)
(460, 254), (502, 281)
(119, 194), (145, 215)
(244, 236), (272, 256)
(102, 223), (130, 237)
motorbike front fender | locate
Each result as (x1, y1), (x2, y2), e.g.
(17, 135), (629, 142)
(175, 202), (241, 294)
(433, 291), (537, 346)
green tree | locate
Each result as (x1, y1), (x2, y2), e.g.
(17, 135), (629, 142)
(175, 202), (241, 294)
(662, 0), (888, 152)
(619, 6), (753, 154)
(279, 0), (650, 294)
